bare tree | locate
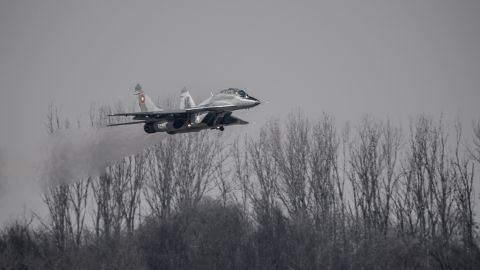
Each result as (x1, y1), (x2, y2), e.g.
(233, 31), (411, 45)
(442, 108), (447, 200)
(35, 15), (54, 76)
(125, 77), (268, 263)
(453, 122), (475, 250)
(214, 147), (232, 207)
(379, 119), (402, 236)
(92, 172), (113, 243)
(337, 123), (350, 244)
(43, 184), (71, 251)
(92, 161), (133, 243)
(309, 114), (338, 238)
(68, 178), (91, 247)
(405, 117), (433, 241)
(174, 132), (223, 208)
(348, 116), (384, 236)
(270, 112), (310, 217)
(395, 154), (417, 236)
(231, 137), (251, 215)
(144, 137), (178, 219)
(111, 157), (133, 237)
(144, 130), (223, 217)
(123, 153), (146, 234)
(397, 114), (467, 270)
(247, 123), (280, 221)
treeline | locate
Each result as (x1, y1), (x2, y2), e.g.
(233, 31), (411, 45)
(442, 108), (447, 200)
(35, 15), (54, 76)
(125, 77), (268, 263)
(1, 106), (480, 270)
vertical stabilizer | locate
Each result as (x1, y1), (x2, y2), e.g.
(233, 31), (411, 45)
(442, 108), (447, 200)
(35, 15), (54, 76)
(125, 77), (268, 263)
(179, 87), (196, 109)
(134, 84), (161, 112)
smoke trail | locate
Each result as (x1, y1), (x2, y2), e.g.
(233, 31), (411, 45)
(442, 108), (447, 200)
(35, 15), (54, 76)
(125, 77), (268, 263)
(43, 125), (166, 185)
(0, 125), (166, 225)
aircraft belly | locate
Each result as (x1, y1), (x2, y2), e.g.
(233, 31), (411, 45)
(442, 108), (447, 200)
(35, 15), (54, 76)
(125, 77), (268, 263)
(167, 123), (209, 134)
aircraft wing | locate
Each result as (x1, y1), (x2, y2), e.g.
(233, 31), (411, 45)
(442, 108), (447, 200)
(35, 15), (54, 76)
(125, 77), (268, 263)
(109, 105), (236, 121)
(109, 109), (188, 120)
(107, 121), (146, 127)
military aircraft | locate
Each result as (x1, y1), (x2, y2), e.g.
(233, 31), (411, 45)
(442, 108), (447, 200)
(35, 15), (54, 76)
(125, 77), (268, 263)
(108, 84), (261, 134)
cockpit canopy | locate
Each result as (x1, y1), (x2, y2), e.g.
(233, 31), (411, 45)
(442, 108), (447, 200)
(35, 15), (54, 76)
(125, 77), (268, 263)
(220, 88), (247, 97)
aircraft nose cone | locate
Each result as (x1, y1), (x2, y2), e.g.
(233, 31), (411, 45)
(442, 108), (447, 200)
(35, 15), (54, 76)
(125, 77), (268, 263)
(246, 96), (261, 107)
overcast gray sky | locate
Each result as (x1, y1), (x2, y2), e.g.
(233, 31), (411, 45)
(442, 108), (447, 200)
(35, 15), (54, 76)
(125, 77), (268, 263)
(1, 0), (480, 223)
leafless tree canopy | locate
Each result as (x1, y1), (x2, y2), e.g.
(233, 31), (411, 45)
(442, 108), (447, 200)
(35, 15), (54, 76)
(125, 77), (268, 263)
(1, 107), (479, 270)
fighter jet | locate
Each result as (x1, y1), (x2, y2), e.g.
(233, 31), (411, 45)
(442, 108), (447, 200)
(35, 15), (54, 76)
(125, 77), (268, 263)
(108, 84), (261, 134)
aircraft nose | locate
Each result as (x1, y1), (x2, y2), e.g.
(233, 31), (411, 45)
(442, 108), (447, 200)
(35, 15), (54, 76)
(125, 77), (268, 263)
(245, 95), (261, 107)
(250, 98), (261, 107)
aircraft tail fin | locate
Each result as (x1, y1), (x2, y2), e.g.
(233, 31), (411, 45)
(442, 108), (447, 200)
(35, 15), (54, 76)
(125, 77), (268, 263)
(134, 84), (161, 112)
(179, 87), (196, 109)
